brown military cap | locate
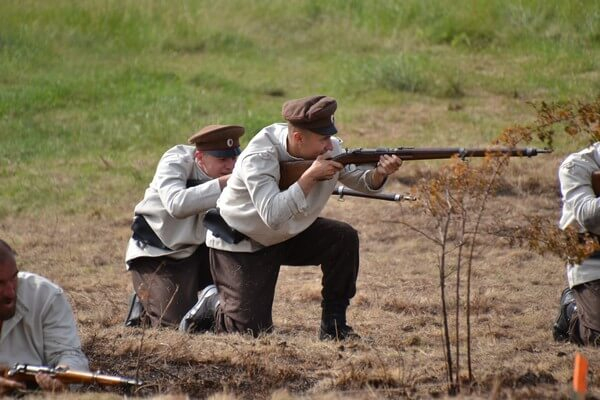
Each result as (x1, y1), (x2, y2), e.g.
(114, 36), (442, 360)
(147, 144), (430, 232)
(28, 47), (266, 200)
(282, 95), (338, 135)
(188, 124), (244, 157)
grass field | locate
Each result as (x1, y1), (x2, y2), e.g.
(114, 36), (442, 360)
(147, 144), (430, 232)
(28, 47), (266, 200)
(2, 1), (600, 398)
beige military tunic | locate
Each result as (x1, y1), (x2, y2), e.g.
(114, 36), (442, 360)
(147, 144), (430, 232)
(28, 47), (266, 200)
(125, 144), (222, 264)
(0, 272), (88, 370)
(559, 143), (600, 288)
(206, 123), (384, 252)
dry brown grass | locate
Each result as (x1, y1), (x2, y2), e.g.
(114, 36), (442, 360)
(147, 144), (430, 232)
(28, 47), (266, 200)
(4, 150), (600, 399)
(6, 96), (600, 398)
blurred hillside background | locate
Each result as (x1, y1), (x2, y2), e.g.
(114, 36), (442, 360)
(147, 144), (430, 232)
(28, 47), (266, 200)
(1, 0), (599, 215)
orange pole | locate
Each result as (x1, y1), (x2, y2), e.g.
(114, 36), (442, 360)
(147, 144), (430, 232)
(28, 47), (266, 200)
(573, 352), (589, 397)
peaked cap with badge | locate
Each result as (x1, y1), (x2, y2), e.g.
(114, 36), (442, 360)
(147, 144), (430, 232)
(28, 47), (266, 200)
(188, 124), (245, 157)
(282, 95), (338, 135)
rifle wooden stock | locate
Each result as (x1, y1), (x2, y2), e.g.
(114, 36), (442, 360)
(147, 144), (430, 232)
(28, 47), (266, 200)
(593, 171), (600, 196)
(3, 364), (143, 387)
(279, 147), (551, 190)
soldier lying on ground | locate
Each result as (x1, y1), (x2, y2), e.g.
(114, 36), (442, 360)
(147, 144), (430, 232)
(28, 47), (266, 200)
(0, 239), (89, 393)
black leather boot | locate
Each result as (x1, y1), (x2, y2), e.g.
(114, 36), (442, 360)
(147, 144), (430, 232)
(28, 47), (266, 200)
(124, 292), (147, 327)
(319, 302), (360, 341)
(179, 285), (220, 333)
(553, 287), (577, 342)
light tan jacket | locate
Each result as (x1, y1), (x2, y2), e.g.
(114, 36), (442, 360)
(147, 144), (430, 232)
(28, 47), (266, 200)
(206, 123), (383, 252)
(558, 143), (600, 287)
(125, 145), (222, 264)
(0, 272), (88, 370)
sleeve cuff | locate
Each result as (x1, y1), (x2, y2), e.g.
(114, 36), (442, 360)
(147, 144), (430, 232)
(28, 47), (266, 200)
(288, 182), (308, 213)
(366, 170), (386, 192)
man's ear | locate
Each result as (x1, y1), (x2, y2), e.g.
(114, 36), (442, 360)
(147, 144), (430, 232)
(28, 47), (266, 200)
(291, 130), (304, 145)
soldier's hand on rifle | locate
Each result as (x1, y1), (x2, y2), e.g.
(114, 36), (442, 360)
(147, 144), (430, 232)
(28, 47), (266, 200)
(370, 155), (402, 189)
(0, 376), (26, 394)
(35, 371), (66, 392)
(297, 154), (343, 195)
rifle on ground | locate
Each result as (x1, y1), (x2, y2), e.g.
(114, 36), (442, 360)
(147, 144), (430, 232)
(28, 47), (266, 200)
(2, 364), (143, 387)
(279, 147), (552, 190)
(332, 185), (416, 202)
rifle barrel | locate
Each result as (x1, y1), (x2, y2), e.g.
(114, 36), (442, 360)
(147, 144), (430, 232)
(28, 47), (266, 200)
(334, 147), (552, 162)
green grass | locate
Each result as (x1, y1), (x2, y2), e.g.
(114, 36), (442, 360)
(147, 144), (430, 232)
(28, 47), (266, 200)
(1, 0), (600, 217)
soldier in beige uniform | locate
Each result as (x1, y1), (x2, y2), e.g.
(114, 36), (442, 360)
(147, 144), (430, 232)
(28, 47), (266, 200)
(202, 96), (402, 340)
(125, 125), (244, 328)
(553, 143), (600, 345)
(0, 239), (89, 393)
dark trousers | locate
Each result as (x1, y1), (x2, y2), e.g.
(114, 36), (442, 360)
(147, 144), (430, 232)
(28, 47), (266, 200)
(210, 217), (359, 336)
(129, 244), (213, 328)
(570, 279), (600, 346)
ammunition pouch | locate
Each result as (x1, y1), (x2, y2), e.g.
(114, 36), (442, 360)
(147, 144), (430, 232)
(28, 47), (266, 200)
(203, 208), (247, 245)
(131, 214), (172, 251)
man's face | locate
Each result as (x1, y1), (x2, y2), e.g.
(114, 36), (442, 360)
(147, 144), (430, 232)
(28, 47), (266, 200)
(294, 130), (334, 159)
(195, 151), (237, 178)
(0, 259), (18, 321)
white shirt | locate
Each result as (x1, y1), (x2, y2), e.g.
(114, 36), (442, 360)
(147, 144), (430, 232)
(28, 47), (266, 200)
(558, 143), (600, 287)
(0, 272), (89, 370)
(206, 123), (383, 252)
(125, 145), (222, 264)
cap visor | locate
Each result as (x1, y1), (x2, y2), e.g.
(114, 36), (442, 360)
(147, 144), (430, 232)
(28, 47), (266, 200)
(311, 124), (337, 136)
(203, 147), (242, 157)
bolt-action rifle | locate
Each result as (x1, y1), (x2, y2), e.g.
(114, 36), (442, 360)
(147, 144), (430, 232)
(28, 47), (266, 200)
(2, 364), (143, 387)
(279, 147), (552, 190)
